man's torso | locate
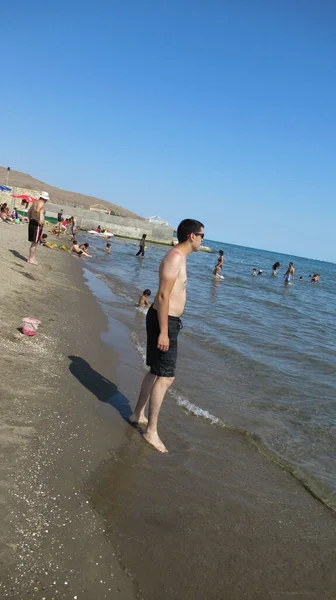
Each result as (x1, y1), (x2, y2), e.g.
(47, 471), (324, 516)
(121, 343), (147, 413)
(153, 249), (187, 318)
(29, 200), (44, 223)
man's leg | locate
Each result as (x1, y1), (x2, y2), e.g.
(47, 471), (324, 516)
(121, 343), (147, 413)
(27, 242), (38, 264)
(129, 370), (157, 425)
(143, 376), (174, 453)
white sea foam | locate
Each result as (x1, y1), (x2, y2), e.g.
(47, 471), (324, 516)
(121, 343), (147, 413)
(130, 331), (147, 365)
(170, 390), (225, 426)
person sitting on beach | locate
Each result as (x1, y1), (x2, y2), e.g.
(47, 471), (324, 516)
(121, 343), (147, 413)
(39, 233), (56, 249)
(79, 242), (92, 257)
(0, 203), (14, 223)
(71, 239), (84, 257)
(97, 225), (102, 234)
(105, 242), (111, 253)
(138, 289), (152, 308)
(272, 261), (280, 275)
(284, 262), (295, 283)
(252, 268), (257, 276)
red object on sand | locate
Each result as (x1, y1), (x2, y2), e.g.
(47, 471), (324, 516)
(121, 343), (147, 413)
(11, 194), (36, 203)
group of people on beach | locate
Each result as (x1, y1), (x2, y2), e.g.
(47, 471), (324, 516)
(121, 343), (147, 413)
(0, 202), (25, 224)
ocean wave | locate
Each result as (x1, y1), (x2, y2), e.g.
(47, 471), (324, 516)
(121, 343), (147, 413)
(170, 390), (226, 426)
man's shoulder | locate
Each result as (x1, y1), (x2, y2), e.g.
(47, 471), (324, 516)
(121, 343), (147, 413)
(161, 248), (185, 271)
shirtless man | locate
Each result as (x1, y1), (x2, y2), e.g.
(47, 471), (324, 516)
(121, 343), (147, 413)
(129, 218), (204, 452)
(27, 191), (49, 264)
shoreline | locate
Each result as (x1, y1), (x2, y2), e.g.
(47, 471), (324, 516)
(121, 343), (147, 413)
(0, 225), (137, 599)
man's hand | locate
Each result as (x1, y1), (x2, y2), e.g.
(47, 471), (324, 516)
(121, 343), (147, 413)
(158, 332), (169, 352)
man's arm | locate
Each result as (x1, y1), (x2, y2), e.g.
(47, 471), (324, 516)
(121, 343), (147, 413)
(156, 252), (183, 352)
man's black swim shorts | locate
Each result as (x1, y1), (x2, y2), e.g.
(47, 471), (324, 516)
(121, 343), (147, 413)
(146, 306), (182, 377)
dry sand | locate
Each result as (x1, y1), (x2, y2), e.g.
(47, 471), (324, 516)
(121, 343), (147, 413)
(0, 224), (137, 599)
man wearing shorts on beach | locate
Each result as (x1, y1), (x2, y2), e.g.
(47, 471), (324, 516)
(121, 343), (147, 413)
(27, 191), (50, 264)
(129, 218), (204, 452)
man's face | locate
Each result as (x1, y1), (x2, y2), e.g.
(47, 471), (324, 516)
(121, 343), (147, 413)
(191, 226), (204, 252)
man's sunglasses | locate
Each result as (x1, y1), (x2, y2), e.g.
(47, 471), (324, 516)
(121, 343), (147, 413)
(194, 232), (204, 239)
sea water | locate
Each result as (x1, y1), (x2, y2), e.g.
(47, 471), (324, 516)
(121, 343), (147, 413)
(82, 235), (336, 511)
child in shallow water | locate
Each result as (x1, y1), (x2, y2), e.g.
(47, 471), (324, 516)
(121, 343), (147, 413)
(138, 289), (151, 308)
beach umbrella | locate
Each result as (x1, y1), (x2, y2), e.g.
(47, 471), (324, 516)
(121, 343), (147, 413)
(11, 194), (36, 203)
(0, 185), (11, 192)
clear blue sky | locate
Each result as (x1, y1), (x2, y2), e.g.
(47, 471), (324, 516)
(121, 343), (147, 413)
(1, 1), (336, 261)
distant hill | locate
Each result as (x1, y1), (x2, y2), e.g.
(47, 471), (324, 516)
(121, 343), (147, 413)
(0, 166), (143, 220)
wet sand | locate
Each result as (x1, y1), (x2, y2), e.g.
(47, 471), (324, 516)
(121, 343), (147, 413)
(80, 269), (336, 600)
(0, 225), (137, 598)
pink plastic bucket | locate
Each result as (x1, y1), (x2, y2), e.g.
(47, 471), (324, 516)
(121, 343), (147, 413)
(21, 317), (41, 336)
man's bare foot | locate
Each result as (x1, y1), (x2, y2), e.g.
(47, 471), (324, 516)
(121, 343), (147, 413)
(27, 260), (38, 265)
(143, 432), (168, 453)
(128, 414), (148, 426)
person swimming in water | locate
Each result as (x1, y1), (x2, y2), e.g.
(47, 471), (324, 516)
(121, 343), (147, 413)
(272, 261), (280, 275)
(138, 289), (152, 308)
(284, 262), (295, 284)
(252, 268), (257, 276)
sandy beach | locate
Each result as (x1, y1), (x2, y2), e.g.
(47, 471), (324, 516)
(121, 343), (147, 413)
(0, 225), (137, 599)
(1, 224), (336, 600)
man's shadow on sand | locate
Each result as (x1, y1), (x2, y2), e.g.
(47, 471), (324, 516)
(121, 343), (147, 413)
(9, 249), (28, 262)
(68, 355), (132, 422)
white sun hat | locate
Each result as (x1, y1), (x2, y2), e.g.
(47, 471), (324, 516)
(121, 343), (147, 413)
(40, 191), (50, 201)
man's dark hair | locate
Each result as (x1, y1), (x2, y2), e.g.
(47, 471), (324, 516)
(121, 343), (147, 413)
(73, 239), (77, 244)
(84, 243), (89, 247)
(143, 289), (151, 296)
(106, 243), (111, 247)
(177, 219), (204, 243)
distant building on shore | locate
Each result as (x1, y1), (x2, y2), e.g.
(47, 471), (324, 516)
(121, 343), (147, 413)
(147, 215), (169, 226)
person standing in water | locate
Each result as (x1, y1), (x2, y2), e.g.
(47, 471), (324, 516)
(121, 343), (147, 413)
(272, 261), (280, 275)
(136, 233), (147, 257)
(284, 262), (295, 283)
(212, 250), (224, 276)
(129, 219), (204, 453)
